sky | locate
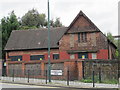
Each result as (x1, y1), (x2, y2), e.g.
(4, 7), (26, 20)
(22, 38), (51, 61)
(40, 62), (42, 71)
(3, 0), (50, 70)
(0, 0), (119, 35)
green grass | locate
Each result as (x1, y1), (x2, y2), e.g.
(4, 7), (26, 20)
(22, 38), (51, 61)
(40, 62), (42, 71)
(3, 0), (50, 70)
(80, 76), (118, 84)
(80, 79), (92, 83)
(101, 79), (118, 84)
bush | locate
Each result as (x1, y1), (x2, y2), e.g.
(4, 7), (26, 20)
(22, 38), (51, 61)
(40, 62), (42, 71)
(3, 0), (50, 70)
(81, 78), (92, 83)
(102, 79), (118, 84)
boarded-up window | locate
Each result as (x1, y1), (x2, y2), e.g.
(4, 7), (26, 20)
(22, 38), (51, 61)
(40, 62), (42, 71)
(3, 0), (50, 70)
(8, 64), (22, 76)
(92, 53), (97, 59)
(78, 33), (80, 42)
(45, 63), (64, 70)
(25, 64), (41, 76)
(78, 33), (87, 42)
(70, 34), (74, 47)
(91, 33), (96, 46)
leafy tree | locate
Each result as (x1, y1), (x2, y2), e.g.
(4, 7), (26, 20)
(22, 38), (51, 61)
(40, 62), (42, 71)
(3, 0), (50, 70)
(107, 32), (115, 44)
(19, 26), (37, 30)
(53, 18), (62, 27)
(1, 11), (19, 59)
(0, 29), (1, 61)
(107, 32), (120, 59)
(45, 18), (63, 28)
(21, 9), (46, 28)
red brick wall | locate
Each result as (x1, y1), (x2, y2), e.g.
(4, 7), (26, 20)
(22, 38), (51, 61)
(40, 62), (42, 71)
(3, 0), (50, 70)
(7, 49), (60, 61)
(60, 51), (70, 60)
(64, 61), (78, 80)
(23, 54), (30, 61)
(88, 53), (92, 59)
(97, 49), (108, 59)
(77, 61), (83, 80)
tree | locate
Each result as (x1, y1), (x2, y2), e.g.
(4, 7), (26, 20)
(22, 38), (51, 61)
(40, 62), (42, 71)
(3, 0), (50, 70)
(107, 32), (115, 44)
(1, 11), (19, 58)
(53, 18), (62, 27)
(0, 27), (2, 59)
(45, 18), (63, 28)
(107, 32), (120, 59)
(21, 9), (46, 28)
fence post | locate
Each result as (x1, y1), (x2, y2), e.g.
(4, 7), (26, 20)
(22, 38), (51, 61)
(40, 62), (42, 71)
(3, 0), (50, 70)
(12, 69), (14, 82)
(46, 70), (47, 84)
(67, 69), (69, 86)
(99, 68), (101, 83)
(28, 70), (29, 83)
(92, 70), (95, 87)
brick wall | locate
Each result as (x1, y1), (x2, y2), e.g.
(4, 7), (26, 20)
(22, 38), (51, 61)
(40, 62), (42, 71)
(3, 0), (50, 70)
(97, 49), (108, 59)
(6, 60), (81, 80)
(7, 49), (60, 61)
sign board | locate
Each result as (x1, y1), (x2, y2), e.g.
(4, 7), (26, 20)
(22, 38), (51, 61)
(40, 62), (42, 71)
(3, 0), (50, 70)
(51, 70), (62, 75)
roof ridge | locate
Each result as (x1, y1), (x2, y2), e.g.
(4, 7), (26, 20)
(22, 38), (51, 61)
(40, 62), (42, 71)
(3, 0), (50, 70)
(12, 27), (67, 32)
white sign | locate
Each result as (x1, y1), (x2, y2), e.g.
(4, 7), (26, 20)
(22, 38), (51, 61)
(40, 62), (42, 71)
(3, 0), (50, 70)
(51, 70), (62, 75)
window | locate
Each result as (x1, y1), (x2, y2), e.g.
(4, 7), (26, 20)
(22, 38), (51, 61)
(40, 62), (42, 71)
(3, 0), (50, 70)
(78, 33), (80, 42)
(70, 34), (74, 47)
(78, 33), (87, 42)
(53, 54), (59, 60)
(9, 56), (22, 61)
(92, 53), (97, 59)
(78, 53), (88, 59)
(70, 54), (75, 59)
(30, 55), (44, 60)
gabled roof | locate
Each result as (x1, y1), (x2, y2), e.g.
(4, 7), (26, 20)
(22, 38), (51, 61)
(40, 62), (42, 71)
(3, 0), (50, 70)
(66, 10), (100, 33)
(4, 27), (67, 51)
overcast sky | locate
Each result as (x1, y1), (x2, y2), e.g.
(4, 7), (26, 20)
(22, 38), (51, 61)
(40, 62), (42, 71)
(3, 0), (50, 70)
(0, 0), (119, 35)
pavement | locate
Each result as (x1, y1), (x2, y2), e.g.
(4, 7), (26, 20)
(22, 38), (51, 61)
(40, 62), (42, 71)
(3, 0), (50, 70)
(0, 82), (119, 90)
(0, 76), (119, 89)
(1, 82), (59, 88)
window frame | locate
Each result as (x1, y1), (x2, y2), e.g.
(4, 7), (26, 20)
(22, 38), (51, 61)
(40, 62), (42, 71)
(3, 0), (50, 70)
(53, 54), (59, 60)
(92, 53), (97, 59)
(9, 56), (22, 61)
(30, 55), (45, 60)
(78, 32), (87, 42)
(78, 53), (88, 59)
(70, 54), (75, 59)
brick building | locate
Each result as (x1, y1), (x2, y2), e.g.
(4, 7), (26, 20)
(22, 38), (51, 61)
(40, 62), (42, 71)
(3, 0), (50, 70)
(4, 11), (117, 80)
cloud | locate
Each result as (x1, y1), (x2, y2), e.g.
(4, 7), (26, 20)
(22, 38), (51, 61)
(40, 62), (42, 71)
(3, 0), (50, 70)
(0, 0), (119, 35)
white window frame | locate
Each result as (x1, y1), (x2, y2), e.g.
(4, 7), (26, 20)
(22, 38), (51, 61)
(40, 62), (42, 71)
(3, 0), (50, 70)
(92, 53), (97, 59)
(70, 54), (75, 59)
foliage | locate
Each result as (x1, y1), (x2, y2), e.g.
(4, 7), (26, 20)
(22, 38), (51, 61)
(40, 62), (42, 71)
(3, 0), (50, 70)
(0, 30), (2, 59)
(81, 78), (93, 83)
(20, 8), (63, 29)
(107, 32), (120, 59)
(1, 9), (63, 59)
(21, 9), (46, 28)
(45, 18), (63, 28)
(80, 76), (118, 84)
(1, 11), (20, 58)
(101, 79), (118, 84)
(53, 18), (62, 27)
(107, 32), (115, 43)
(19, 26), (37, 30)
